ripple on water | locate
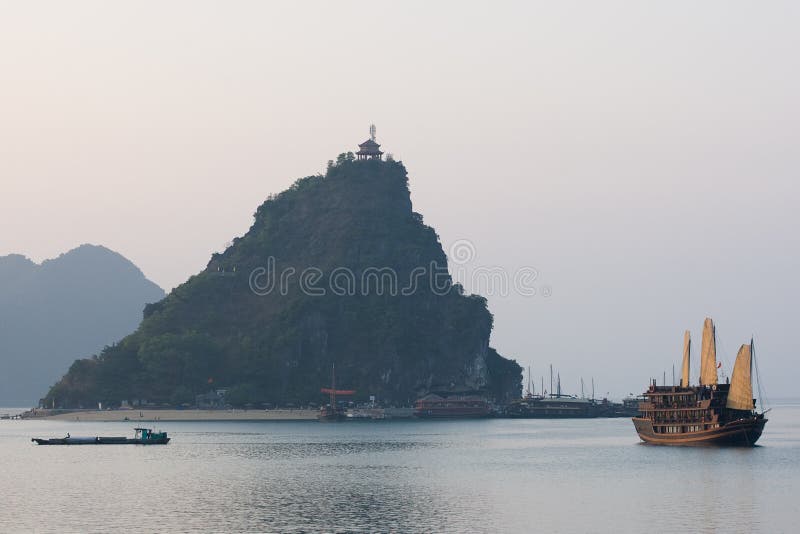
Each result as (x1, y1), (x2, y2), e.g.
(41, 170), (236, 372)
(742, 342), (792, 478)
(1, 408), (799, 532)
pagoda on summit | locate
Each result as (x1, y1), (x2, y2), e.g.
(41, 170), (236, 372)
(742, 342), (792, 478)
(356, 124), (383, 160)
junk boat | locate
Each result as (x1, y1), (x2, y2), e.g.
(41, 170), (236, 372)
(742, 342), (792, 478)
(318, 363), (355, 422)
(506, 395), (597, 418)
(414, 393), (490, 418)
(32, 427), (170, 445)
(632, 318), (768, 446)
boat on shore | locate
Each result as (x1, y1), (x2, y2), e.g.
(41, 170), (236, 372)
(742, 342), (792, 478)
(632, 318), (768, 446)
(32, 427), (170, 445)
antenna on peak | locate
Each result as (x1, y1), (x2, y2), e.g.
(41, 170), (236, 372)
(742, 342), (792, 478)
(369, 124), (376, 142)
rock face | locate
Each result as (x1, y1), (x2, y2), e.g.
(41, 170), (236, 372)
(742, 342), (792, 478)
(45, 158), (521, 408)
(0, 245), (165, 405)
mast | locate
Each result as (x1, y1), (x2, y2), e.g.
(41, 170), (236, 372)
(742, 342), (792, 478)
(700, 317), (719, 385)
(581, 378), (585, 399)
(726, 339), (754, 411)
(557, 373), (561, 397)
(331, 363), (336, 407)
(527, 366), (532, 397)
(550, 365), (553, 398)
(591, 378), (595, 401)
(752, 337), (766, 413)
(680, 330), (691, 387)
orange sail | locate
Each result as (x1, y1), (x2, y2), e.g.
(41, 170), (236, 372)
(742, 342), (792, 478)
(680, 330), (691, 387)
(726, 341), (754, 411)
(700, 317), (718, 385)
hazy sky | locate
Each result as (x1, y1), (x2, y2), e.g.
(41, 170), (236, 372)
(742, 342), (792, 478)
(2, 2), (798, 397)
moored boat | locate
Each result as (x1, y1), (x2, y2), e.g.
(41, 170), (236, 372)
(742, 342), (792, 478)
(616, 395), (644, 417)
(632, 318), (768, 446)
(32, 427), (170, 445)
(317, 405), (347, 422)
(414, 393), (490, 418)
(346, 407), (386, 420)
(505, 365), (633, 418)
(505, 395), (597, 418)
(318, 363), (355, 422)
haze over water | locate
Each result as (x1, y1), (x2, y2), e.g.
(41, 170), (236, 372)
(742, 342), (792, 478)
(2, 403), (798, 533)
(2, 2), (798, 398)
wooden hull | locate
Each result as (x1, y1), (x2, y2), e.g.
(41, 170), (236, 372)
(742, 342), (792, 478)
(317, 408), (347, 422)
(632, 417), (767, 446)
(317, 415), (346, 422)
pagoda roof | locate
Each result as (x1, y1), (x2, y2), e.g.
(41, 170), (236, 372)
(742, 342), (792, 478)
(356, 138), (383, 155)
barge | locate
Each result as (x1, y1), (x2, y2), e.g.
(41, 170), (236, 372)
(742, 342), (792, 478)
(32, 427), (170, 445)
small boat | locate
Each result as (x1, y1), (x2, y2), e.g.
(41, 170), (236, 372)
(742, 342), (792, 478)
(32, 427), (170, 445)
(632, 318), (768, 446)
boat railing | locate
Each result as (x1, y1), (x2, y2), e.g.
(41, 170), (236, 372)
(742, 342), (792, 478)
(640, 402), (703, 411)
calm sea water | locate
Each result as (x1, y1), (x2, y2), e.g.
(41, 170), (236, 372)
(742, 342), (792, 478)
(1, 404), (798, 533)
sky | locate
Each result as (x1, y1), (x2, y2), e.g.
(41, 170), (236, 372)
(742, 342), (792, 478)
(1, 1), (798, 398)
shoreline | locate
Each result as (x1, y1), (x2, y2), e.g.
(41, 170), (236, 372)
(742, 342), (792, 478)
(19, 408), (319, 422)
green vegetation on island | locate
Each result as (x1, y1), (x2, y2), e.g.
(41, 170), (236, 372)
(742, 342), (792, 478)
(45, 157), (521, 408)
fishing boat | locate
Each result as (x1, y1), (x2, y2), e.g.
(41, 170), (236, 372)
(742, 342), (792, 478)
(32, 427), (170, 445)
(632, 318), (768, 446)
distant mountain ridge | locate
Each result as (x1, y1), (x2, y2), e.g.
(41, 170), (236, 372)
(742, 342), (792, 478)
(45, 157), (522, 408)
(0, 245), (165, 405)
